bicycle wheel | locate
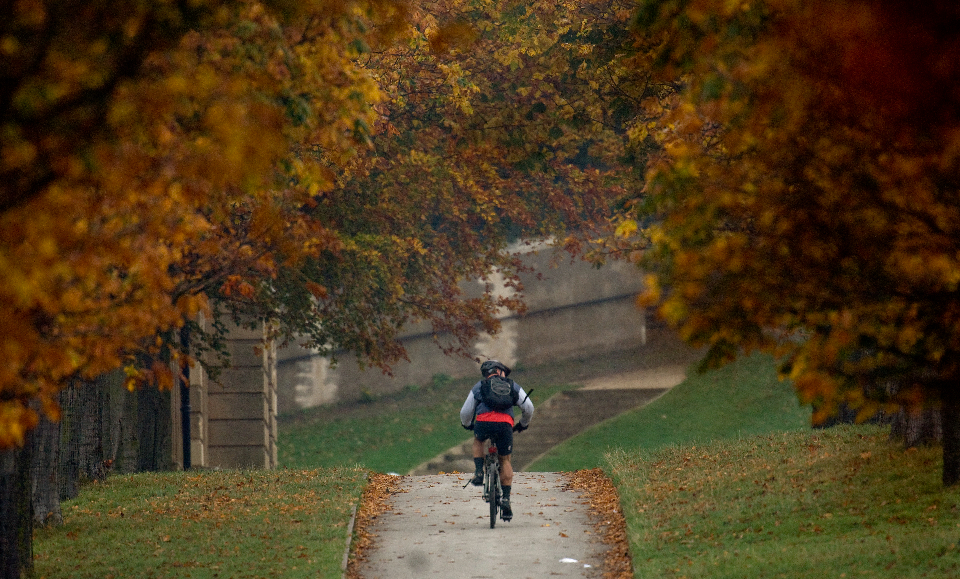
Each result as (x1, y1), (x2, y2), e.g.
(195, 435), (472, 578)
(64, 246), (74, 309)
(487, 459), (499, 528)
(482, 454), (493, 499)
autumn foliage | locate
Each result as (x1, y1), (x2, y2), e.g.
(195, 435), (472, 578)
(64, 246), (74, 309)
(261, 0), (637, 363)
(1, 0), (639, 448)
(614, 1), (960, 482)
(0, 0), (410, 447)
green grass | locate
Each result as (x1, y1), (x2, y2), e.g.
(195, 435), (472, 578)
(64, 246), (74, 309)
(33, 468), (366, 579)
(527, 352), (811, 471)
(278, 371), (581, 473)
(607, 425), (960, 578)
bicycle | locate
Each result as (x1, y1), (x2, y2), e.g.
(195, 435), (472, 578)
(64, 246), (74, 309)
(482, 440), (503, 529)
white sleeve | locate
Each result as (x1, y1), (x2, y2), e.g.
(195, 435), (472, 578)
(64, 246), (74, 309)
(460, 389), (478, 427)
(516, 386), (534, 426)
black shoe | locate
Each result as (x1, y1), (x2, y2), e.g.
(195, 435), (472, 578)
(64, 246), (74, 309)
(500, 498), (512, 521)
(470, 471), (483, 486)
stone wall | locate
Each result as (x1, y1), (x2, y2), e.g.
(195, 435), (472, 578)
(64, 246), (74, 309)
(275, 249), (652, 414)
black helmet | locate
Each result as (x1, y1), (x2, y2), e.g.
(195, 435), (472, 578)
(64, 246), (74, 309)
(480, 359), (511, 377)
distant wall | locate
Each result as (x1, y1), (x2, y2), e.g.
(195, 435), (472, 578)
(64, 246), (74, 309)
(274, 250), (667, 414)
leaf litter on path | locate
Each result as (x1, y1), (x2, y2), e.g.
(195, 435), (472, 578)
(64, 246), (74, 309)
(346, 472), (404, 579)
(565, 468), (634, 579)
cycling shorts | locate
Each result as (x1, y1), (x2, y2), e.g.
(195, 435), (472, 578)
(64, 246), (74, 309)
(474, 421), (513, 456)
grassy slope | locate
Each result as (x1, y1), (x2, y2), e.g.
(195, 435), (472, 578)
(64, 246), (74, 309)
(527, 352), (811, 471)
(608, 426), (960, 578)
(278, 374), (479, 473)
(517, 352), (960, 578)
(33, 468), (366, 579)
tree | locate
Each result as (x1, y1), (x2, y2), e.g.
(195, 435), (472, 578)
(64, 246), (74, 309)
(2, 1), (410, 575)
(612, 0), (960, 484)
(218, 0), (642, 369)
(0, 0), (411, 448)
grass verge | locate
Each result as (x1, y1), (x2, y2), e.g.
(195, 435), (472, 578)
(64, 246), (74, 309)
(33, 467), (366, 579)
(607, 425), (960, 579)
(527, 352), (810, 471)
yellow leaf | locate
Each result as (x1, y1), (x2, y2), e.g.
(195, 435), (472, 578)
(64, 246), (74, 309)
(615, 219), (638, 238)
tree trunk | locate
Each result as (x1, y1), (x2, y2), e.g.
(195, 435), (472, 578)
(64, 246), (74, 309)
(115, 376), (139, 473)
(942, 385), (960, 486)
(59, 373), (138, 500)
(137, 385), (172, 472)
(31, 410), (62, 526)
(0, 442), (34, 579)
(59, 381), (106, 500)
(889, 405), (943, 447)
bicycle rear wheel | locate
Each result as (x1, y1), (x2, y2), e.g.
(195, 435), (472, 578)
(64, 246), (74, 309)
(486, 458), (499, 528)
(489, 477), (499, 528)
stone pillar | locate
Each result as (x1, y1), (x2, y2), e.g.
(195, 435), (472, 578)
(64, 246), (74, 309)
(263, 320), (278, 469)
(206, 319), (277, 469)
(169, 377), (183, 469)
(189, 354), (207, 468)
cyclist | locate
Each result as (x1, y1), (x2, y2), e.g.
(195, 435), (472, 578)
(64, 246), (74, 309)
(460, 359), (534, 521)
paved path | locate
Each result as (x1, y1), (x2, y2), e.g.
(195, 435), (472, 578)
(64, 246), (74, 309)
(357, 472), (605, 579)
